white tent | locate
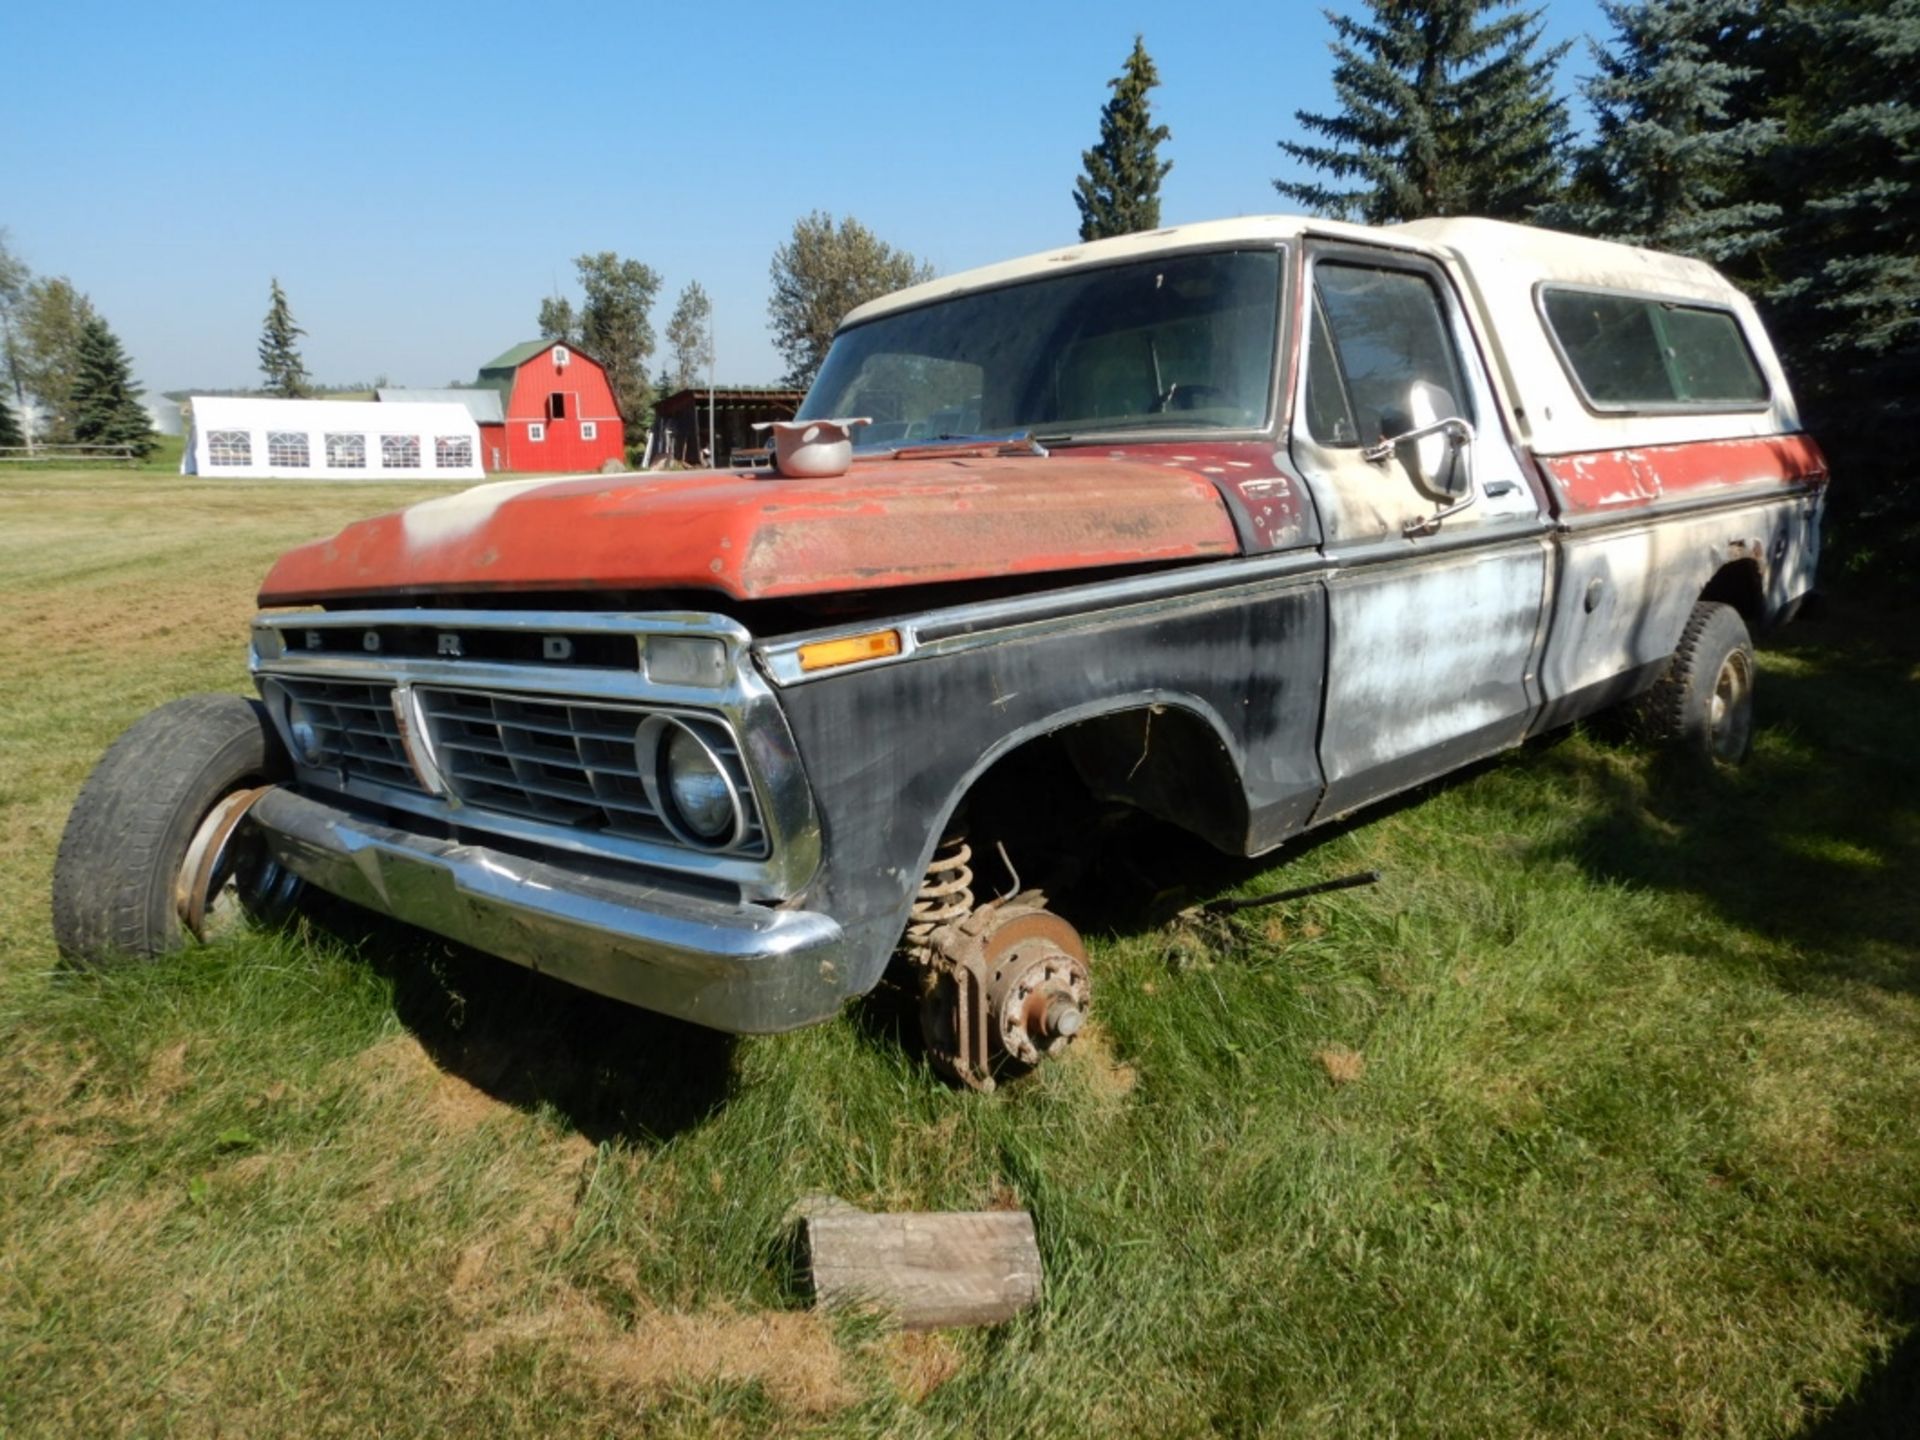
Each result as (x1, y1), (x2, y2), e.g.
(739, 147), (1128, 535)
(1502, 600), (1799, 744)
(182, 396), (484, 480)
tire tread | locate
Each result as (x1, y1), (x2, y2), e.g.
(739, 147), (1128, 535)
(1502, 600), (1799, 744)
(51, 694), (289, 965)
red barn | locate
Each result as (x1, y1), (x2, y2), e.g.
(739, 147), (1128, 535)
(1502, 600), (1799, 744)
(470, 340), (626, 473)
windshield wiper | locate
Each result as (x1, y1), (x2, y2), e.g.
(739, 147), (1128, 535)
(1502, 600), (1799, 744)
(867, 430), (1054, 460)
(867, 432), (1059, 458)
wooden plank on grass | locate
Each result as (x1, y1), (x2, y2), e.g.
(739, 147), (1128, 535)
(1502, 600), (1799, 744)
(804, 1207), (1042, 1329)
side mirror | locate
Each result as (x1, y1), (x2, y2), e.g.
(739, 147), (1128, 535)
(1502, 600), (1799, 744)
(1366, 381), (1473, 502)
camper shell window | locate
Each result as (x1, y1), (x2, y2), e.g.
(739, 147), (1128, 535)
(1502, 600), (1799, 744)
(1538, 286), (1769, 412)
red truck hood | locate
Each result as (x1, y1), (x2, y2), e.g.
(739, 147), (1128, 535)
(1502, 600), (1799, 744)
(257, 452), (1241, 605)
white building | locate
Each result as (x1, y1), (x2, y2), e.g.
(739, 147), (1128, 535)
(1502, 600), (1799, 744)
(182, 396), (484, 480)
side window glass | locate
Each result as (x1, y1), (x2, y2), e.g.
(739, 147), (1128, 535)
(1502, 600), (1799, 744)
(1303, 298), (1359, 446)
(1309, 262), (1467, 446)
(1541, 289), (1768, 408)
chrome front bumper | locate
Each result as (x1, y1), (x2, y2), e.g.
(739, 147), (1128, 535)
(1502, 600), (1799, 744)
(248, 786), (850, 1034)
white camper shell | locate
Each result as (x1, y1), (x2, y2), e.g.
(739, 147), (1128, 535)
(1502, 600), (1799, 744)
(182, 397), (484, 481)
(846, 213), (1800, 461)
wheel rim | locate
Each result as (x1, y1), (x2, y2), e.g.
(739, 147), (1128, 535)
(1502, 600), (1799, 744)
(176, 787), (297, 941)
(1708, 650), (1754, 761)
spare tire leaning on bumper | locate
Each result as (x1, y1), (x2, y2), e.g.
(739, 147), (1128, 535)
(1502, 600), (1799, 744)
(51, 693), (298, 966)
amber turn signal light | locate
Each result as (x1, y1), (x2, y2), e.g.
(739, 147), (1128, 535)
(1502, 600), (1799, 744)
(796, 629), (902, 672)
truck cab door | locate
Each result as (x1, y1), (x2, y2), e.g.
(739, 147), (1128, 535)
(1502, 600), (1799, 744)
(1289, 242), (1550, 821)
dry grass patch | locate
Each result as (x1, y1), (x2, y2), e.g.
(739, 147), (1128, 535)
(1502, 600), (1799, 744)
(343, 1033), (507, 1137)
(1314, 1044), (1367, 1086)
(885, 1329), (965, 1402)
(1064, 1021), (1138, 1099)
(459, 1292), (856, 1415)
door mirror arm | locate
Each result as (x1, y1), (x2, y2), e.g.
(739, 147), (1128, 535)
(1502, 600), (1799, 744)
(1360, 414), (1474, 466)
(1401, 486), (1477, 538)
(1362, 415), (1478, 537)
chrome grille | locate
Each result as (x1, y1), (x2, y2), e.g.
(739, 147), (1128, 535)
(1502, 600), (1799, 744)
(416, 687), (767, 854)
(274, 677), (424, 793)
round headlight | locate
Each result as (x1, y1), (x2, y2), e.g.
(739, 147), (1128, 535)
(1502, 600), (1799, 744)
(662, 724), (739, 843)
(285, 697), (324, 765)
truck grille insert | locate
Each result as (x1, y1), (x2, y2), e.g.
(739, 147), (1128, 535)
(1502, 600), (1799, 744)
(274, 677), (423, 793)
(270, 677), (767, 856)
(415, 688), (766, 853)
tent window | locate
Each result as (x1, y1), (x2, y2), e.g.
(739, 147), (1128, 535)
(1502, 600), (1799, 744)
(529, 422), (546, 442)
(208, 430), (251, 466)
(381, 434), (421, 469)
(325, 433), (366, 468)
(548, 392), (568, 421)
(268, 431), (310, 467)
(435, 435), (473, 468)
(580, 421), (598, 441)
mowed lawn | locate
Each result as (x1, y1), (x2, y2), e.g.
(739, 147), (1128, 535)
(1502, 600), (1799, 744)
(1, 469), (1916, 1438)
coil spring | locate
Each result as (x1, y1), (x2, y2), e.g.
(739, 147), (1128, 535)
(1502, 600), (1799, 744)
(903, 834), (974, 965)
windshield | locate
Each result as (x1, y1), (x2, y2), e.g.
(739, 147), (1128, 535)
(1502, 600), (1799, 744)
(799, 248), (1284, 449)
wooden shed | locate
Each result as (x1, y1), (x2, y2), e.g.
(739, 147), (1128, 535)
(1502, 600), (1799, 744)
(652, 386), (806, 468)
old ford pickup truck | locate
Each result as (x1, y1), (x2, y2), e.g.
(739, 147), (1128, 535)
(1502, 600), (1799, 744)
(53, 216), (1826, 1089)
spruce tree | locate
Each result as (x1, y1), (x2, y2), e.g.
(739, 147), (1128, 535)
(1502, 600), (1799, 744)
(1073, 36), (1174, 241)
(1543, 0), (1782, 261)
(1788, 2), (1918, 363)
(70, 313), (156, 458)
(1275, 0), (1570, 223)
(0, 386), (20, 450)
(1757, 0), (1920, 580)
(257, 278), (309, 398)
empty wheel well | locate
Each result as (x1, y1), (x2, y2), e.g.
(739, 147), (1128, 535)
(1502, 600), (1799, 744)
(948, 706), (1249, 896)
(1700, 558), (1765, 628)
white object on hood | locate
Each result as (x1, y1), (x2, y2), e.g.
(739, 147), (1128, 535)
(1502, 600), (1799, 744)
(752, 417), (871, 478)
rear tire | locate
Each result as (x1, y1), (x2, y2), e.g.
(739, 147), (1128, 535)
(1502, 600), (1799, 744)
(1633, 601), (1756, 765)
(52, 694), (300, 966)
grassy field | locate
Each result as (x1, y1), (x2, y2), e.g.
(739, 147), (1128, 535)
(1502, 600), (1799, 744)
(1, 471), (1916, 1438)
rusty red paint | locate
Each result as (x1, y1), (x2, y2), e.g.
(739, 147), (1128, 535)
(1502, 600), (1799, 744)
(1541, 432), (1828, 514)
(257, 450), (1242, 606)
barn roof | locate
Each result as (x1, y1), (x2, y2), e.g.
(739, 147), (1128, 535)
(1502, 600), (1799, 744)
(480, 339), (557, 373)
(479, 338), (608, 375)
(376, 387), (505, 425)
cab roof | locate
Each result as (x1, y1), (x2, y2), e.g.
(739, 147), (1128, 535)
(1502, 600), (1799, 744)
(837, 213), (1796, 457)
(840, 214), (1741, 329)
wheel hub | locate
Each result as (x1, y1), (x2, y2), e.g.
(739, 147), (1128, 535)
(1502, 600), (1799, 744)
(914, 896), (1091, 1091)
(1709, 651), (1753, 760)
(985, 930), (1090, 1069)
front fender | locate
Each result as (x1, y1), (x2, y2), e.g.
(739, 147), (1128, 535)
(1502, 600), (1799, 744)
(770, 576), (1328, 997)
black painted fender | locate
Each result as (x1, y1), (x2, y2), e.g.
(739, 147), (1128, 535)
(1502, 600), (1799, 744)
(770, 576), (1329, 999)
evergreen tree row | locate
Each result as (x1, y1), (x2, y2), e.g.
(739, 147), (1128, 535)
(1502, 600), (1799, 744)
(1264, 0), (1917, 584)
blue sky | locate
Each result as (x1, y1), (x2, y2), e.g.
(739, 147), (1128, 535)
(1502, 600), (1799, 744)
(0, 0), (1607, 397)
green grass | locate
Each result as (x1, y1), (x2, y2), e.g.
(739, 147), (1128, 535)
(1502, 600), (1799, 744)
(2, 471), (1916, 1437)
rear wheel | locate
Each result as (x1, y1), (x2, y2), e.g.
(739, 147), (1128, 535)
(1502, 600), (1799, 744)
(51, 694), (302, 966)
(1634, 601), (1757, 765)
